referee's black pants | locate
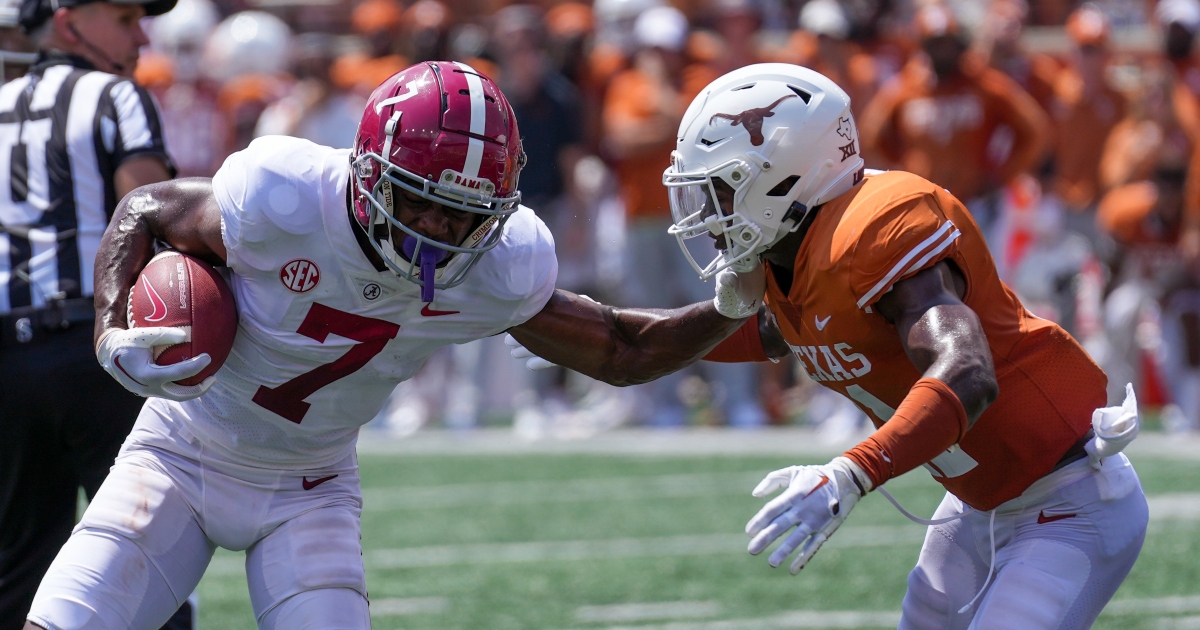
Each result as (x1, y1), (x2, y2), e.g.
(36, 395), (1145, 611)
(0, 323), (144, 628)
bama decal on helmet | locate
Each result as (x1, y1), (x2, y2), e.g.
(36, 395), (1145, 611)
(708, 94), (797, 146)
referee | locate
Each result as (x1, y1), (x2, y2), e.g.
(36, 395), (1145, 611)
(0, 0), (184, 625)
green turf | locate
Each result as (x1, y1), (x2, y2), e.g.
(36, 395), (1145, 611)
(191, 450), (1200, 629)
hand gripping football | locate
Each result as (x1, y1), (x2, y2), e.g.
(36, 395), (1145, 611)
(128, 250), (237, 385)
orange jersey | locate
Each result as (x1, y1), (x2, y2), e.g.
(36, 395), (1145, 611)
(858, 61), (1048, 202)
(764, 171), (1105, 509)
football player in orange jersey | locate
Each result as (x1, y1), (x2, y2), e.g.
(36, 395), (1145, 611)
(509, 63), (1147, 629)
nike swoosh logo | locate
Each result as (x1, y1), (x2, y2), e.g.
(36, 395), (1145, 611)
(1037, 510), (1077, 524)
(421, 304), (460, 317)
(802, 475), (831, 499)
(142, 275), (168, 322)
(815, 315), (831, 331)
(113, 355), (147, 386)
(302, 474), (339, 491)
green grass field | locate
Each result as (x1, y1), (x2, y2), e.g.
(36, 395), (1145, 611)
(192, 435), (1200, 629)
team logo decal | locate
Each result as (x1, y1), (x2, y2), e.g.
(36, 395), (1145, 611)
(708, 94), (797, 146)
(280, 259), (321, 293)
(363, 283), (382, 300)
(141, 275), (168, 322)
(837, 116), (853, 140)
(839, 141), (857, 162)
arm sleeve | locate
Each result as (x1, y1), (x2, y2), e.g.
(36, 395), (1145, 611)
(842, 377), (969, 487)
(848, 188), (962, 310)
(704, 313), (770, 363)
(105, 80), (176, 175)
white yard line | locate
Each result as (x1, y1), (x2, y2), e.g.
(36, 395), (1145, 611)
(1106, 595), (1200, 615)
(364, 526), (926, 570)
(1148, 495), (1200, 521)
(575, 601), (722, 623)
(1154, 616), (1200, 629)
(360, 472), (766, 511)
(580, 610), (903, 629)
(369, 597), (449, 616)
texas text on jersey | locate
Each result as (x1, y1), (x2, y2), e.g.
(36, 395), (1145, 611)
(717, 170), (1105, 510)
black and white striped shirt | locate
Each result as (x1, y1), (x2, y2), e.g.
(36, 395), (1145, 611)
(0, 52), (173, 314)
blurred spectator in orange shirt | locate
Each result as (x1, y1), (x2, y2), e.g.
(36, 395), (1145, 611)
(710, 0), (765, 73)
(603, 6), (714, 224)
(331, 0), (408, 96)
(974, 0), (1058, 113)
(601, 6), (762, 427)
(1101, 69), (1188, 191)
(203, 11), (293, 155)
(142, 0), (229, 177)
(858, 3), (1048, 228)
(1154, 0), (1200, 260)
(778, 0), (881, 118)
(255, 33), (364, 149)
(1096, 166), (1200, 430)
(1047, 5), (1126, 214)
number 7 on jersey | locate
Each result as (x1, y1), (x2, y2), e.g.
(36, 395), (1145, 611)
(252, 303), (400, 423)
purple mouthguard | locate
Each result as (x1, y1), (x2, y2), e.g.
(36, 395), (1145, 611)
(401, 236), (449, 303)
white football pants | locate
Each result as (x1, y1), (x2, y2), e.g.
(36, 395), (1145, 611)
(899, 453), (1148, 630)
(27, 446), (370, 629)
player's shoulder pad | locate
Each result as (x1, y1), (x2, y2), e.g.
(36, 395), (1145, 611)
(213, 136), (332, 243)
(472, 205), (559, 302)
(836, 171), (962, 309)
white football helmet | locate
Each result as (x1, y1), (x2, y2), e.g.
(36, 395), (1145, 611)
(201, 11), (293, 82)
(663, 63), (865, 279)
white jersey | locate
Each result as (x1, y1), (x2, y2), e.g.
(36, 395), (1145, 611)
(134, 136), (557, 468)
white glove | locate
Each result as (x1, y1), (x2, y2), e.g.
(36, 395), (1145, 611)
(1086, 383), (1139, 469)
(96, 327), (215, 401)
(713, 264), (765, 319)
(746, 456), (872, 574)
(504, 333), (557, 370)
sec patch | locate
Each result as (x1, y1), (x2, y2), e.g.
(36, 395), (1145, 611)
(281, 259), (320, 293)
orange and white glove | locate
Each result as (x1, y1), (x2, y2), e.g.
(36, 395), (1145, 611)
(745, 456), (872, 574)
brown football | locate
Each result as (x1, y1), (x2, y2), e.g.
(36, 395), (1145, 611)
(128, 250), (237, 385)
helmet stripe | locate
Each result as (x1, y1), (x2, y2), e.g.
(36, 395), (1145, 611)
(454, 61), (486, 178)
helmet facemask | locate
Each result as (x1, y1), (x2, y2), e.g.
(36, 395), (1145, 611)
(352, 150), (521, 302)
(664, 156), (768, 278)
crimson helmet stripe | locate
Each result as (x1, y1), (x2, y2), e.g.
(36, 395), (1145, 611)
(454, 61), (487, 178)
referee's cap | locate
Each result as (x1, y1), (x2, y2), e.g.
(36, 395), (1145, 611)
(19, 0), (176, 33)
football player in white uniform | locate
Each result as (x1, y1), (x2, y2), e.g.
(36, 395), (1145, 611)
(25, 62), (750, 630)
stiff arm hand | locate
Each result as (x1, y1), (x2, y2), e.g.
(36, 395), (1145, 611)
(96, 327), (215, 401)
(712, 264), (765, 319)
(746, 456), (873, 574)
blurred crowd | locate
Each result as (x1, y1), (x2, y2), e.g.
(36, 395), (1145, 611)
(5, 0), (1200, 435)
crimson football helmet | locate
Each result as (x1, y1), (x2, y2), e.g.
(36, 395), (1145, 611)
(351, 61), (525, 301)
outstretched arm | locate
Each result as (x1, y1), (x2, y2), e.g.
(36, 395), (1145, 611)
(94, 178), (226, 347)
(508, 290), (749, 386)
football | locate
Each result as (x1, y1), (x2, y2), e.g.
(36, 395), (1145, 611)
(128, 250), (238, 385)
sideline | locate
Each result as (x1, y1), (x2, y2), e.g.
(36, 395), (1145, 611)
(357, 427), (1200, 459)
